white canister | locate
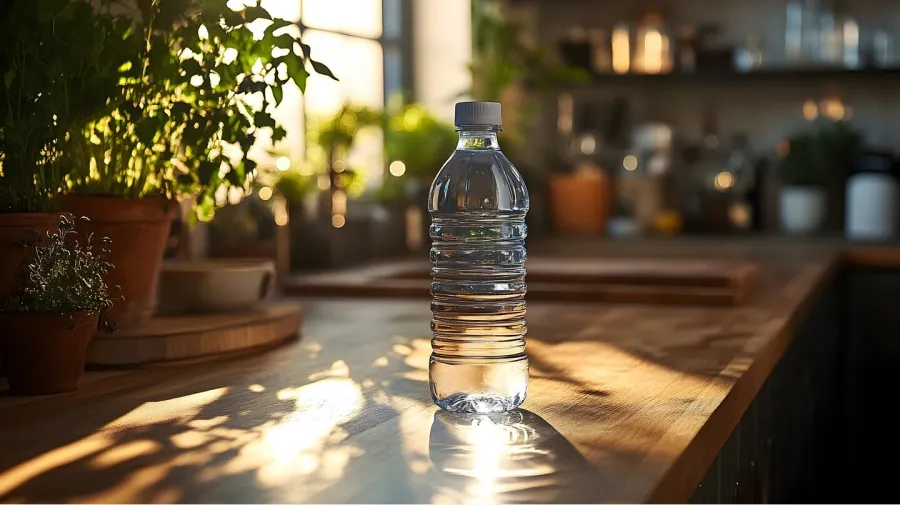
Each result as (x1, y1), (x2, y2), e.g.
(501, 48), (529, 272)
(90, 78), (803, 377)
(846, 159), (899, 240)
(780, 186), (826, 235)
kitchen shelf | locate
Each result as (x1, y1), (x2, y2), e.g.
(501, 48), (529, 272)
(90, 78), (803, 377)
(543, 67), (900, 88)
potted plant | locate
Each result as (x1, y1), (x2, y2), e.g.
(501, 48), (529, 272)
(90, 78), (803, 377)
(469, 0), (587, 238)
(0, 215), (116, 395)
(779, 121), (862, 235)
(0, 0), (135, 305)
(380, 103), (458, 252)
(59, 0), (335, 327)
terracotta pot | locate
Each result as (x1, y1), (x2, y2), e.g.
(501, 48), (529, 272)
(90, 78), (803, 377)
(0, 213), (60, 307)
(548, 172), (611, 235)
(59, 196), (175, 328)
(0, 312), (99, 395)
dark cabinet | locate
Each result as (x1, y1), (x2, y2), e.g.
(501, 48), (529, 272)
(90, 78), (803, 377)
(690, 283), (844, 503)
(845, 269), (900, 503)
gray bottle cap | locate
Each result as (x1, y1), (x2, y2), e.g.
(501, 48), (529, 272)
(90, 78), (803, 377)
(454, 101), (502, 127)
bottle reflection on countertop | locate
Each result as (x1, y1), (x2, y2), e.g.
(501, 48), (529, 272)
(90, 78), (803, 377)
(428, 410), (602, 503)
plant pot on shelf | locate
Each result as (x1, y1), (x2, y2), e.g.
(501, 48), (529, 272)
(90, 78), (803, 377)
(548, 171), (611, 235)
(0, 313), (99, 395)
(58, 196), (175, 328)
(0, 213), (61, 377)
(780, 186), (826, 235)
(0, 213), (61, 306)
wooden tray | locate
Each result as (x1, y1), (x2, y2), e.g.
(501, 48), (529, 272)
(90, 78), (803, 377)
(86, 302), (302, 366)
(283, 258), (759, 306)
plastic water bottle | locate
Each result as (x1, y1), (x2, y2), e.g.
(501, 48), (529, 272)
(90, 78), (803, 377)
(428, 101), (529, 413)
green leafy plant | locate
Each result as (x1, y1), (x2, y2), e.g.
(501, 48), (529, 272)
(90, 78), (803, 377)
(5, 215), (117, 319)
(315, 105), (384, 155)
(385, 104), (457, 180)
(780, 121), (863, 187)
(272, 171), (318, 203)
(469, 0), (585, 191)
(0, 0), (137, 213)
(375, 103), (457, 203)
(64, 0), (337, 221)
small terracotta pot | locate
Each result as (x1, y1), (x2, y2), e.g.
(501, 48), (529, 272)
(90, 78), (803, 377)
(0, 213), (61, 307)
(549, 172), (611, 235)
(58, 196), (176, 329)
(0, 213), (61, 375)
(0, 312), (99, 395)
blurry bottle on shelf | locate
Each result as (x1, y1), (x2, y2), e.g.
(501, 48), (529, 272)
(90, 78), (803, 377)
(677, 25), (698, 73)
(589, 28), (612, 73)
(611, 22), (632, 74)
(871, 29), (893, 68)
(818, 2), (842, 63)
(720, 134), (758, 232)
(681, 108), (730, 234)
(846, 152), (899, 240)
(801, 0), (822, 61)
(620, 123), (678, 234)
(734, 34), (764, 72)
(633, 12), (673, 74)
(842, 15), (861, 68)
(786, 0), (804, 61)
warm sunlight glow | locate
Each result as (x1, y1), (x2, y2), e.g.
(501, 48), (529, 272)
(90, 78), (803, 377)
(273, 196), (288, 226)
(275, 156), (291, 171)
(714, 171), (735, 191)
(643, 30), (663, 74)
(802, 99), (819, 121)
(389, 160), (406, 177)
(258, 186), (273, 201)
(623, 155), (638, 171)
(612, 25), (630, 74)
(0, 388), (227, 498)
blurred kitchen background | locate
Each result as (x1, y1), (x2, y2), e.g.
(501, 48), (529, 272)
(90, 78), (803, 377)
(195, 0), (900, 273)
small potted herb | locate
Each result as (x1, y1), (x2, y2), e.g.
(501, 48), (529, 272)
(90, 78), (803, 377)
(0, 215), (117, 395)
(779, 121), (862, 234)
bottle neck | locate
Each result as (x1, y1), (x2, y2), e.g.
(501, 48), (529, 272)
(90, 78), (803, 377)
(456, 126), (500, 150)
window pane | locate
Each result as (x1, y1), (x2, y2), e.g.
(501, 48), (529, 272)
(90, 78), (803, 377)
(383, 0), (402, 40)
(303, 31), (384, 188)
(384, 45), (403, 101)
(303, 30), (384, 115)
(302, 0), (382, 38)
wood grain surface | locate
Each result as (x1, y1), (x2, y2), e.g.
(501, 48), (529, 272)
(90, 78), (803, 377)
(86, 303), (302, 366)
(283, 257), (760, 306)
(0, 243), (839, 503)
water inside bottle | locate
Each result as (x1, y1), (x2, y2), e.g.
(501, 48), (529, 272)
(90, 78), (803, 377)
(429, 125), (530, 413)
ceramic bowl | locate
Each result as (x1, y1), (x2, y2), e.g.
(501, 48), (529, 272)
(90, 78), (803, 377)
(157, 259), (275, 313)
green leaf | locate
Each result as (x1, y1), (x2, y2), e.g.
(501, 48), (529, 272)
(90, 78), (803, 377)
(222, 10), (243, 27)
(253, 111), (277, 129)
(181, 58), (202, 76)
(310, 60), (337, 81)
(272, 126), (287, 142)
(268, 18), (294, 32)
(272, 85), (283, 105)
(198, 160), (218, 184)
(285, 55), (308, 92)
(243, 5), (272, 22)
(298, 42), (311, 59)
(4, 70), (15, 89)
(170, 101), (192, 120)
(135, 119), (157, 145)
(272, 33), (296, 50)
(225, 166), (243, 186)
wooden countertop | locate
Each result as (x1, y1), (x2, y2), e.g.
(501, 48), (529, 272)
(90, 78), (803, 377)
(0, 242), (860, 503)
